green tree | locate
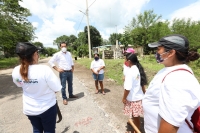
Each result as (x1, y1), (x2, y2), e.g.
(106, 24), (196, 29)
(0, 0), (35, 57)
(33, 41), (44, 48)
(53, 35), (69, 49)
(124, 10), (162, 54)
(109, 33), (122, 45)
(84, 25), (102, 48)
(43, 47), (58, 56)
(102, 39), (109, 45)
(170, 18), (200, 50)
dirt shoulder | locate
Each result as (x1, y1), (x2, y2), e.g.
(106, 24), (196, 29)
(74, 61), (145, 133)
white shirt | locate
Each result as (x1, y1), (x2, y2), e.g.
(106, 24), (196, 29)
(48, 51), (74, 70)
(124, 65), (144, 101)
(90, 59), (105, 74)
(12, 65), (61, 115)
(143, 64), (200, 133)
(123, 64), (130, 76)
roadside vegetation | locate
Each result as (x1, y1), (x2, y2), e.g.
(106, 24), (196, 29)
(75, 57), (200, 85)
(1, 55), (199, 85)
(0, 54), (46, 69)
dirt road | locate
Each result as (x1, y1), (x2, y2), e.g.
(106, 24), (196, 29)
(0, 58), (144, 133)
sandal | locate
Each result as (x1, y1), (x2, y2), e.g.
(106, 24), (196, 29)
(102, 91), (105, 95)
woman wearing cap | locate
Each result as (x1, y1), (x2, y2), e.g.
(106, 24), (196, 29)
(122, 53), (147, 133)
(123, 48), (135, 81)
(142, 34), (200, 133)
(123, 48), (146, 94)
(12, 42), (61, 133)
(90, 53), (106, 94)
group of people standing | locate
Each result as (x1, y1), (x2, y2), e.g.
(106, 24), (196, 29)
(12, 42), (79, 133)
(122, 34), (200, 133)
(11, 41), (106, 133)
(11, 34), (200, 133)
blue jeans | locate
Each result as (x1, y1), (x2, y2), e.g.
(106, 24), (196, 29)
(59, 71), (73, 99)
(27, 104), (57, 133)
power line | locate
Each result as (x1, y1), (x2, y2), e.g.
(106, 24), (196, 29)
(65, 0), (84, 10)
(76, 14), (85, 36)
(88, 0), (97, 9)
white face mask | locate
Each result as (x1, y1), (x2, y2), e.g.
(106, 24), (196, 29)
(61, 47), (67, 52)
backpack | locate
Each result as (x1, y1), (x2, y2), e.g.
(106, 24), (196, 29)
(162, 68), (200, 133)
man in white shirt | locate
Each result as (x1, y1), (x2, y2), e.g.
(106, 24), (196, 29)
(49, 42), (77, 105)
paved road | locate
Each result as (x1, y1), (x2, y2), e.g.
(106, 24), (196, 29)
(0, 58), (125, 133)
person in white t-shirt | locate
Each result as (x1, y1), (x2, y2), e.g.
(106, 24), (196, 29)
(123, 48), (135, 81)
(122, 53), (148, 132)
(90, 53), (106, 95)
(12, 42), (61, 133)
(143, 34), (200, 133)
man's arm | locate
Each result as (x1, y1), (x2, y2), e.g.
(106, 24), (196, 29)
(69, 52), (74, 72)
(71, 65), (74, 72)
(48, 54), (64, 73)
(53, 66), (64, 73)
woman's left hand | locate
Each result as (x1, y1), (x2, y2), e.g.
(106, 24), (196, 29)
(122, 98), (127, 104)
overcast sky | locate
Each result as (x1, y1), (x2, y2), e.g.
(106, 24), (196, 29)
(19, 0), (200, 48)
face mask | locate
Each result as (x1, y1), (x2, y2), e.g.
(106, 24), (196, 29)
(61, 47), (67, 52)
(124, 61), (129, 67)
(155, 51), (169, 63)
(94, 57), (99, 61)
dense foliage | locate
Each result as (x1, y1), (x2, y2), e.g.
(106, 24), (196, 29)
(0, 0), (35, 57)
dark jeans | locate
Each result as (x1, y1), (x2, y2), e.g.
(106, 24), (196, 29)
(27, 104), (57, 133)
(59, 71), (73, 99)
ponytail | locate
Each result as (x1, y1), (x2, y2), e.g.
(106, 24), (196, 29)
(18, 54), (34, 81)
(126, 54), (148, 86)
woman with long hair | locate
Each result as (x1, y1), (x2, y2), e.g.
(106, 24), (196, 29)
(122, 53), (147, 133)
(12, 42), (61, 133)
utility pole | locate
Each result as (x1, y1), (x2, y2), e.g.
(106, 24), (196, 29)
(86, 0), (92, 59)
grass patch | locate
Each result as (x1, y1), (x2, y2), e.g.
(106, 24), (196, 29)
(76, 56), (200, 85)
(0, 54), (47, 70)
(0, 57), (19, 69)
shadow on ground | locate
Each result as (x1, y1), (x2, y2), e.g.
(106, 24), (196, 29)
(0, 74), (22, 100)
(125, 117), (145, 133)
(67, 92), (84, 102)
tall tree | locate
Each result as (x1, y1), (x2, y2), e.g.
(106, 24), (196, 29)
(69, 35), (77, 44)
(84, 25), (102, 48)
(170, 18), (200, 50)
(109, 33), (122, 45)
(53, 35), (69, 49)
(33, 41), (44, 48)
(124, 10), (162, 54)
(0, 0), (35, 57)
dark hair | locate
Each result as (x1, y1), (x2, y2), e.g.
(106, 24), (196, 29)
(163, 46), (200, 63)
(60, 42), (67, 47)
(94, 53), (99, 57)
(126, 54), (148, 86)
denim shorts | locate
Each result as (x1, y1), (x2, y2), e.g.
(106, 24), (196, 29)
(92, 73), (104, 81)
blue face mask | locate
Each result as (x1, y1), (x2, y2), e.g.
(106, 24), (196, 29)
(94, 57), (99, 61)
(155, 52), (169, 63)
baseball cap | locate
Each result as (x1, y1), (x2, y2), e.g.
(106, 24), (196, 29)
(148, 34), (189, 52)
(16, 42), (40, 56)
(125, 48), (135, 54)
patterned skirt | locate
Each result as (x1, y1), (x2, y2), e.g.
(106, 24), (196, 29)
(123, 100), (143, 118)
